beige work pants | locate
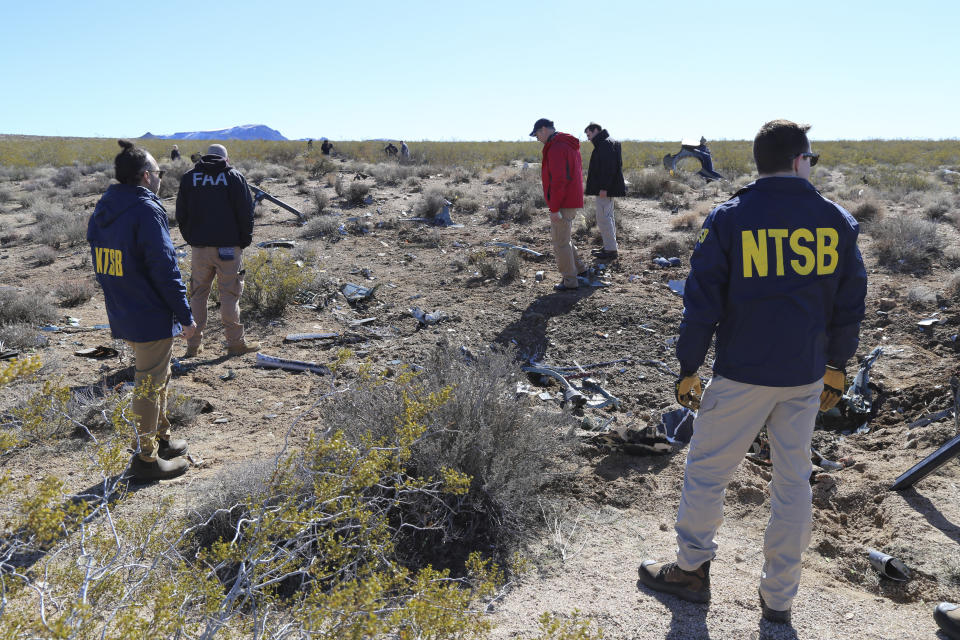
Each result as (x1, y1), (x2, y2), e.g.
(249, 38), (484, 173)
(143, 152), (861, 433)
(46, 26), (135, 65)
(127, 338), (174, 462)
(550, 208), (586, 288)
(188, 246), (245, 349)
(595, 196), (618, 252)
(674, 375), (823, 611)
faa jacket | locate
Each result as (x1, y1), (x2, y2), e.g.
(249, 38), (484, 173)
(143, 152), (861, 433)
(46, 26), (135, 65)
(541, 132), (584, 213)
(175, 155), (254, 248)
(584, 129), (626, 197)
(676, 177), (867, 387)
(87, 184), (193, 342)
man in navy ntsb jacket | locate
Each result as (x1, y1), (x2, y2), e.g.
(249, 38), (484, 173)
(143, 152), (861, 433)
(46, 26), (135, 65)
(638, 120), (867, 625)
(88, 140), (197, 482)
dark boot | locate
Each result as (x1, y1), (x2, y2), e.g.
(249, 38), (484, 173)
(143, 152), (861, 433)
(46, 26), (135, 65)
(935, 602), (960, 639)
(157, 437), (188, 459)
(638, 560), (710, 603)
(129, 455), (188, 481)
(759, 589), (791, 625)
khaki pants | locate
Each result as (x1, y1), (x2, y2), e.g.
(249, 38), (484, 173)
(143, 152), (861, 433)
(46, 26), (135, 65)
(550, 208), (586, 288)
(595, 196), (618, 252)
(674, 375), (823, 611)
(189, 246), (245, 349)
(127, 338), (174, 462)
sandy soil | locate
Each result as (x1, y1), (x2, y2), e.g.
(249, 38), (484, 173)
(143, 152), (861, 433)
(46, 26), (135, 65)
(1, 159), (958, 639)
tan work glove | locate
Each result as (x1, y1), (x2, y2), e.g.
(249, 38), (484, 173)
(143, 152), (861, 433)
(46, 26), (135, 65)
(675, 374), (702, 410)
(820, 365), (846, 411)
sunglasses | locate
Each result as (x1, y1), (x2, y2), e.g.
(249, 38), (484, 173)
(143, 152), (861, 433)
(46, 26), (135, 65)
(146, 169), (166, 179)
(797, 152), (819, 167)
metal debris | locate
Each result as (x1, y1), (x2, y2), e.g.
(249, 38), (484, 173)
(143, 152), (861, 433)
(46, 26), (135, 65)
(257, 240), (296, 249)
(73, 346), (118, 359)
(668, 280), (685, 296)
(250, 185), (306, 222)
(409, 307), (447, 326)
(341, 283), (378, 304)
(867, 549), (911, 582)
(891, 376), (960, 491)
(484, 242), (544, 258)
(255, 353), (330, 375)
(283, 332), (339, 343)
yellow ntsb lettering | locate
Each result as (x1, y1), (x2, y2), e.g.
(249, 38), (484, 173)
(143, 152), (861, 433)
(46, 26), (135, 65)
(742, 228), (839, 278)
(94, 247), (124, 277)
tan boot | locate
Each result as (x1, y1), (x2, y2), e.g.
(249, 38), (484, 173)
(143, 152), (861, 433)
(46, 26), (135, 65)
(184, 344), (203, 358)
(128, 455), (188, 481)
(935, 603), (960, 640)
(638, 559), (711, 603)
(227, 341), (261, 357)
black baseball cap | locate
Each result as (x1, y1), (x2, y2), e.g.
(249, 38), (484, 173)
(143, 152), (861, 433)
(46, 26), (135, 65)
(529, 118), (554, 136)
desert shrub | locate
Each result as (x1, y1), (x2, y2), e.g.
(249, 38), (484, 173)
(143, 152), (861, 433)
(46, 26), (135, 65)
(330, 342), (569, 560)
(944, 270), (960, 301)
(32, 246), (56, 266)
(0, 289), (58, 326)
(156, 158), (192, 198)
(924, 195), (953, 221)
(671, 211), (702, 230)
(849, 199), (883, 223)
(906, 285), (937, 308)
(31, 204), (87, 247)
(456, 196), (480, 213)
(650, 235), (686, 259)
(370, 163), (413, 186)
(501, 249), (522, 283)
(310, 188), (329, 216)
(344, 180), (371, 205)
(70, 171), (113, 197)
(0, 187), (13, 203)
(449, 167), (476, 184)
(241, 161), (289, 184)
(300, 215), (341, 240)
(478, 259), (498, 280)
(309, 156), (336, 178)
(333, 173), (345, 197)
(55, 279), (95, 307)
(506, 176), (545, 209)
(415, 188), (447, 218)
(0, 323), (47, 350)
(50, 165), (81, 189)
(871, 215), (944, 272)
(626, 168), (672, 198)
(241, 249), (313, 316)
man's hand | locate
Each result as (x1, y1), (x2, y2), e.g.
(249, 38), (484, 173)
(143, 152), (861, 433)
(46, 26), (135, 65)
(675, 374), (702, 410)
(180, 321), (197, 341)
(820, 365), (846, 411)
(599, 189), (607, 198)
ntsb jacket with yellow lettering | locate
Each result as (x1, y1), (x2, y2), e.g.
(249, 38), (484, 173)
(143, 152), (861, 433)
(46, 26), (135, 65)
(87, 184), (193, 342)
(676, 177), (867, 387)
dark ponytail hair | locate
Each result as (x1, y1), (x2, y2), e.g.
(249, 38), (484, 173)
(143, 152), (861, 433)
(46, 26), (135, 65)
(115, 139), (149, 185)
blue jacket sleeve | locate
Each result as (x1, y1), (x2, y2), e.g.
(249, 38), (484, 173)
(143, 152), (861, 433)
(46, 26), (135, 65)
(676, 210), (729, 375)
(174, 174), (191, 244)
(139, 202), (194, 327)
(826, 219), (867, 366)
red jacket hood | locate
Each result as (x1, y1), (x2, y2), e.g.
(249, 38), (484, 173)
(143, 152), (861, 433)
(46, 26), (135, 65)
(544, 131), (580, 153)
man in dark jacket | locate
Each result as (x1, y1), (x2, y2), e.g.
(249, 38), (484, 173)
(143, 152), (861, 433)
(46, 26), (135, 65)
(584, 123), (626, 260)
(176, 144), (257, 358)
(530, 118), (586, 291)
(637, 120), (867, 625)
(88, 140), (197, 481)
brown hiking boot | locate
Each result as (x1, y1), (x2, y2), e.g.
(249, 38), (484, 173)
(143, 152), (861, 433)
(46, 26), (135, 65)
(759, 589), (791, 625)
(128, 455), (188, 481)
(638, 560), (710, 603)
(184, 344), (203, 358)
(227, 341), (261, 357)
(935, 602), (960, 639)
(157, 437), (188, 459)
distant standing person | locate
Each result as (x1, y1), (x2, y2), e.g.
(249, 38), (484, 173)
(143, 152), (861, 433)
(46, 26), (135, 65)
(400, 141), (410, 160)
(175, 144), (258, 358)
(583, 122), (626, 261)
(530, 118), (586, 291)
(637, 119), (867, 625)
(321, 139), (333, 155)
(190, 152), (201, 164)
(384, 142), (398, 157)
(170, 145), (180, 161)
(87, 140), (196, 481)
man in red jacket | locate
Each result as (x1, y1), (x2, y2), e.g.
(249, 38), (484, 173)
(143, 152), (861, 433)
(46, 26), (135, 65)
(530, 118), (586, 291)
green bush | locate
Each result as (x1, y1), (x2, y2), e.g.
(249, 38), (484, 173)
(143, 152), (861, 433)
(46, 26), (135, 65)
(241, 249), (313, 316)
(626, 168), (672, 198)
(55, 279), (95, 307)
(415, 188), (447, 218)
(300, 215), (340, 239)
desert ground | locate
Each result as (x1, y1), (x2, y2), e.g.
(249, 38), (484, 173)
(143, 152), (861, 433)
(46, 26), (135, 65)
(1, 145), (959, 639)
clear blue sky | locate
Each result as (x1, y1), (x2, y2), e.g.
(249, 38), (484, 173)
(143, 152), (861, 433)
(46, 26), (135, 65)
(2, 0), (955, 141)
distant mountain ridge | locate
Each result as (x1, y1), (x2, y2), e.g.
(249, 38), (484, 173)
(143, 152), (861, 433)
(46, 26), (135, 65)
(140, 124), (287, 141)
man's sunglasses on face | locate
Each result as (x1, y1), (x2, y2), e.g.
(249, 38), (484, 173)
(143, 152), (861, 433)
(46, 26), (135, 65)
(797, 152), (819, 167)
